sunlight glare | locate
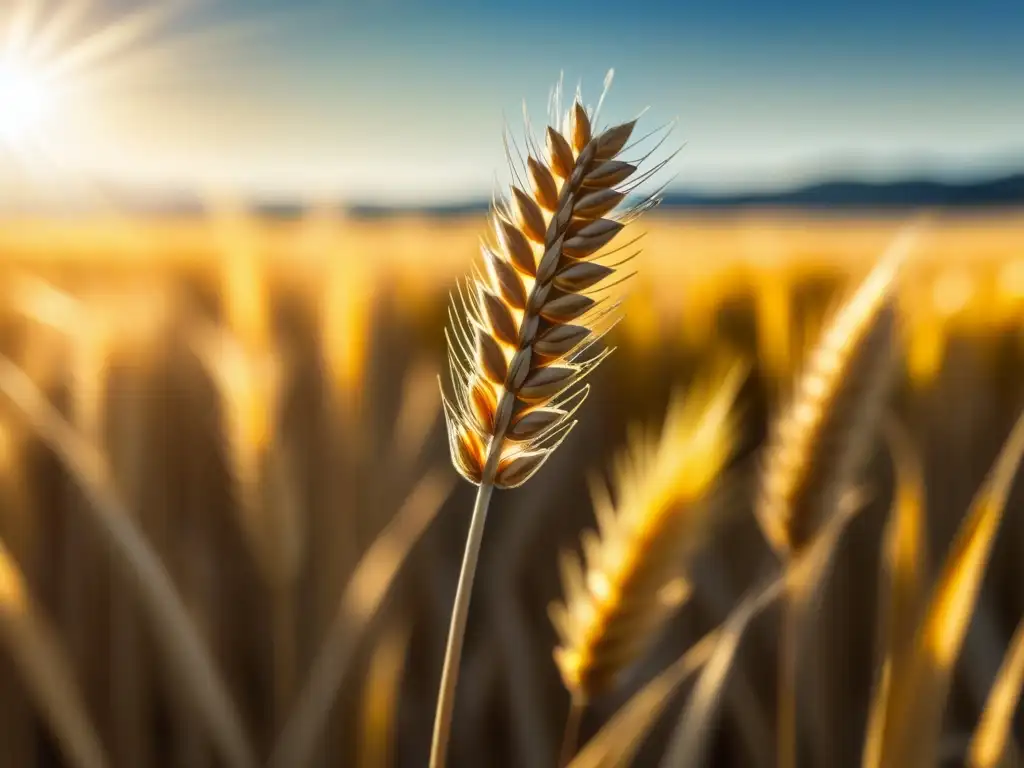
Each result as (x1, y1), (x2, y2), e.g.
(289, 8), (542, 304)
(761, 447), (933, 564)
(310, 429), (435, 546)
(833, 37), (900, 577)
(0, 57), (54, 144)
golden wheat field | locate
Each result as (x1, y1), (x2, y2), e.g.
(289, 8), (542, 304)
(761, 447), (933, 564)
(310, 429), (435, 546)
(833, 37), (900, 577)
(3, 207), (1024, 768)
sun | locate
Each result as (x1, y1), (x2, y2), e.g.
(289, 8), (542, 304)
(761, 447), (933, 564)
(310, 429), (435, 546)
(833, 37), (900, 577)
(0, 57), (54, 144)
(0, 0), (258, 188)
(0, 0), (189, 159)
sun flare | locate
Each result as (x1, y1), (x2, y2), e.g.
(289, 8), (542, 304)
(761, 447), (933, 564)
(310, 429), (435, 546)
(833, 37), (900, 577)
(0, 57), (54, 144)
(0, 0), (192, 164)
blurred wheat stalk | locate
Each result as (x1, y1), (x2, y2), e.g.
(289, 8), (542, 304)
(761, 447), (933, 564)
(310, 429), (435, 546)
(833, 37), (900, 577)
(3, 104), (1024, 768)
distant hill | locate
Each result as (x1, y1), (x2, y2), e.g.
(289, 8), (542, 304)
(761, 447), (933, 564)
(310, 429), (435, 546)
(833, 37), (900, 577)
(345, 172), (1024, 218)
(658, 173), (1024, 209)
(4, 171), (1023, 218)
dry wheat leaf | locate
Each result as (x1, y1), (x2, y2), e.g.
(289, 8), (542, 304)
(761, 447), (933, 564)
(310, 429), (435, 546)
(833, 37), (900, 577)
(0, 541), (108, 768)
(565, 629), (722, 768)
(870, 402), (1024, 768)
(661, 486), (863, 767)
(568, 550), (845, 767)
(270, 470), (453, 768)
(862, 417), (928, 768)
(967, 614), (1024, 768)
(359, 618), (414, 768)
(0, 354), (258, 768)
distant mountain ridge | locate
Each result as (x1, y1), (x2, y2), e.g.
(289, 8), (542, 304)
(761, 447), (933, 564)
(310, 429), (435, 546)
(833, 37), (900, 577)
(4, 171), (1024, 218)
(346, 171), (1024, 218)
(658, 172), (1024, 209)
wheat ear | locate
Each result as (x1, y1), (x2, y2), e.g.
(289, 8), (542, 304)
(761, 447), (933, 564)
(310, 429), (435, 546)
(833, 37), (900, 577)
(431, 84), (661, 767)
(756, 223), (921, 768)
(550, 362), (746, 704)
(757, 225), (920, 557)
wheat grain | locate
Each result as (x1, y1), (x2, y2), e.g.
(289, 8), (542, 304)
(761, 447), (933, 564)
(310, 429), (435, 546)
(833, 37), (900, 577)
(440, 97), (664, 492)
(431, 78), (665, 767)
(549, 362), (746, 702)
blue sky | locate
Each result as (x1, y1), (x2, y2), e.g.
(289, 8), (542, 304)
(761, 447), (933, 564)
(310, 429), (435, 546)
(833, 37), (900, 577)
(3, 0), (1023, 203)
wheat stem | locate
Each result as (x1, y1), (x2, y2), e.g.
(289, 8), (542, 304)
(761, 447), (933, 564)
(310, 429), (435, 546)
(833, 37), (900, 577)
(269, 471), (451, 768)
(271, 582), (297, 729)
(0, 354), (258, 768)
(559, 694), (586, 766)
(430, 478), (495, 768)
(778, 596), (800, 768)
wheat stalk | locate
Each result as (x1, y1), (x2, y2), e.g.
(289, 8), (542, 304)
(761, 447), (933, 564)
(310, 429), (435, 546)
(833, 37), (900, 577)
(0, 538), (109, 768)
(0, 353), (258, 768)
(968, 613), (1024, 768)
(431, 77), (665, 767)
(861, 418), (928, 768)
(191, 323), (303, 728)
(661, 478), (864, 768)
(754, 224), (920, 768)
(565, 472), (864, 768)
(549, 362), (746, 706)
(866, 403), (1024, 768)
(756, 225), (919, 558)
(358, 618), (413, 768)
(269, 470), (453, 768)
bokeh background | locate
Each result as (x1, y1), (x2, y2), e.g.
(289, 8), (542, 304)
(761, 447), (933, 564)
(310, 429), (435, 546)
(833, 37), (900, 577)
(1, 1), (1023, 767)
